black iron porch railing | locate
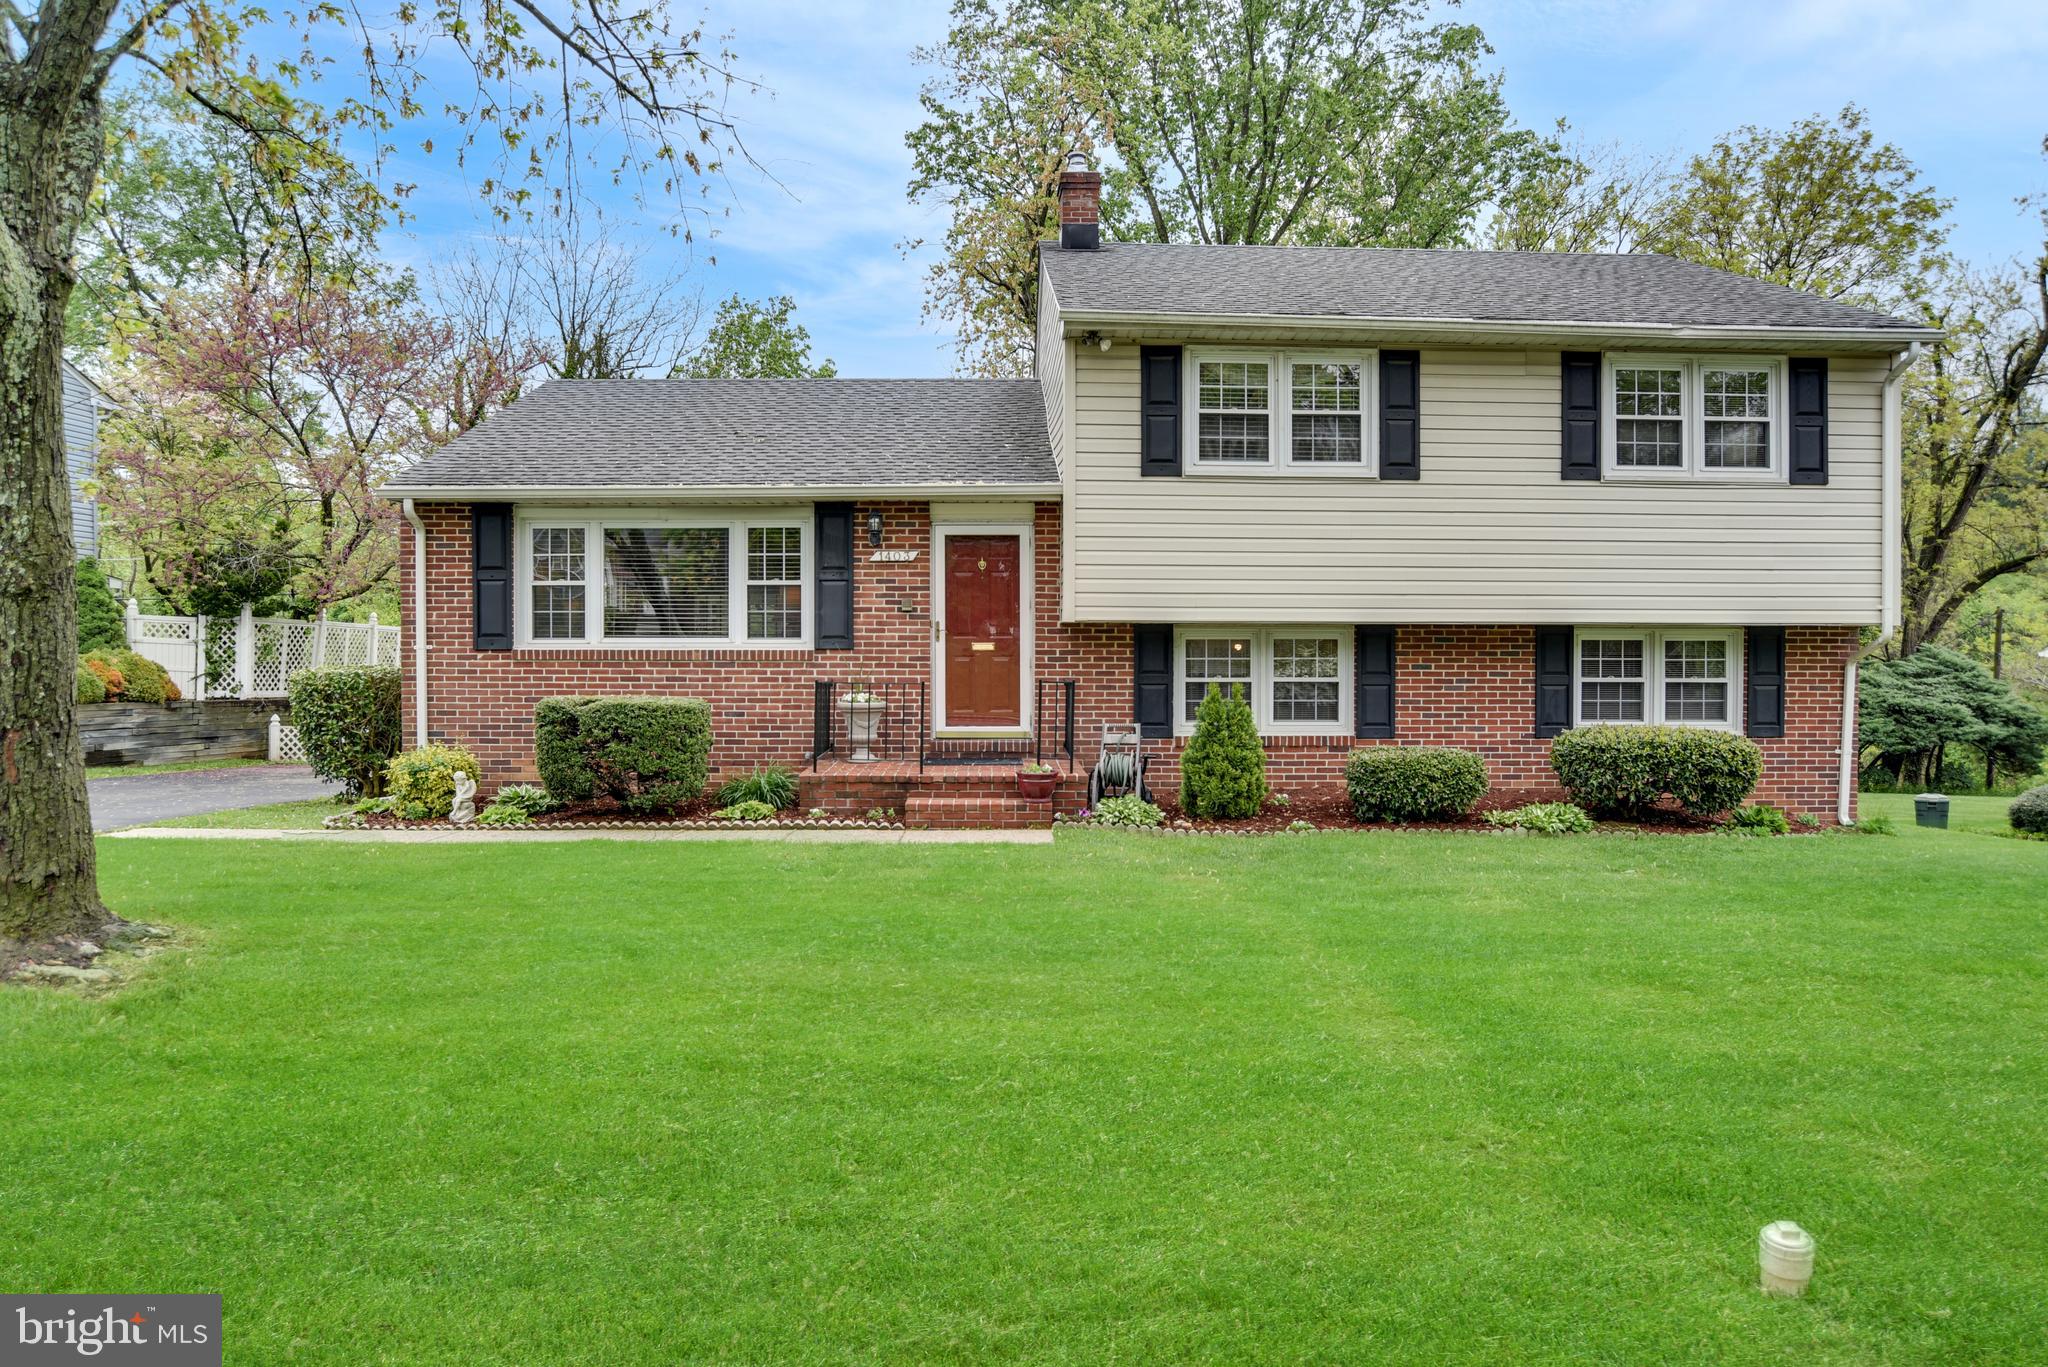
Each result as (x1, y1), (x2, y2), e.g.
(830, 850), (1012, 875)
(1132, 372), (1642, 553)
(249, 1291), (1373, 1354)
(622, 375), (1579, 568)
(809, 680), (927, 770)
(810, 678), (1077, 772)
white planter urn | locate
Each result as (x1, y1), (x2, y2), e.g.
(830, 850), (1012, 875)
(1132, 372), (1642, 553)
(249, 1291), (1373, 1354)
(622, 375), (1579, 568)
(839, 695), (888, 762)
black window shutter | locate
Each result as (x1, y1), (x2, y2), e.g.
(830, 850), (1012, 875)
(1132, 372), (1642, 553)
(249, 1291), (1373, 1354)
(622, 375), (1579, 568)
(1560, 351), (1601, 481)
(1355, 626), (1396, 738)
(1788, 357), (1829, 485)
(1378, 350), (1421, 480)
(1746, 626), (1786, 738)
(815, 502), (855, 650)
(1534, 626), (1574, 737)
(472, 503), (513, 651)
(1139, 346), (1182, 477)
(1133, 624), (1173, 738)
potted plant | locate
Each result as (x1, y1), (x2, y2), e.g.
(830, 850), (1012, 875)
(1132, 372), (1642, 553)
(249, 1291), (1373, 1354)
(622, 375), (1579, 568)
(839, 681), (888, 762)
(1017, 761), (1058, 801)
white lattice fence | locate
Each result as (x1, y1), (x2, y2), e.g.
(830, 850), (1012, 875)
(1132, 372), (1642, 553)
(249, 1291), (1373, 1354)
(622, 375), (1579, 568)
(127, 602), (400, 700)
(267, 713), (307, 762)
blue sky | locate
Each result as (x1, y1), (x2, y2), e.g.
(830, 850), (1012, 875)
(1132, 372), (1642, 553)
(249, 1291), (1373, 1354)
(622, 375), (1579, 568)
(369, 0), (2048, 377)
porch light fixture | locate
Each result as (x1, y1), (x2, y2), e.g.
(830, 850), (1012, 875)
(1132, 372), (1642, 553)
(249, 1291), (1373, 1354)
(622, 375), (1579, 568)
(866, 510), (883, 547)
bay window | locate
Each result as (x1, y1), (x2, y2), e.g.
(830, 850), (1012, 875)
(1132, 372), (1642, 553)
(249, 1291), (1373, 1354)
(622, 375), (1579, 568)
(1604, 355), (1784, 480)
(520, 512), (809, 648)
(1175, 627), (1351, 735)
(1187, 349), (1377, 474)
(1573, 629), (1740, 730)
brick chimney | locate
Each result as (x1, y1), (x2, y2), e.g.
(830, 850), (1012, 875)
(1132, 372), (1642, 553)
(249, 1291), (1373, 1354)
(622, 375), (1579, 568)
(1057, 152), (1100, 250)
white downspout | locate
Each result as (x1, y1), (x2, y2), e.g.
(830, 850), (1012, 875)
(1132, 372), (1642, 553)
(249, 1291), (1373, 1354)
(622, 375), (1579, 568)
(1840, 342), (1921, 824)
(401, 498), (429, 749)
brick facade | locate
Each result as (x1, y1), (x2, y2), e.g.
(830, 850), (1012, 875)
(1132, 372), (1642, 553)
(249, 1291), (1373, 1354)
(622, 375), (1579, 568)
(403, 499), (1859, 823)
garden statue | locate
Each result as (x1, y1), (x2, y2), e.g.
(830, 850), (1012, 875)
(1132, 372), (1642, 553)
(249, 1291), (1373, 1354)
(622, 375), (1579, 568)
(450, 771), (477, 825)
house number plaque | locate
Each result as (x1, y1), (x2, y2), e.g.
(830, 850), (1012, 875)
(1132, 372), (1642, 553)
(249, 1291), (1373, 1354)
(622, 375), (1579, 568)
(869, 549), (919, 563)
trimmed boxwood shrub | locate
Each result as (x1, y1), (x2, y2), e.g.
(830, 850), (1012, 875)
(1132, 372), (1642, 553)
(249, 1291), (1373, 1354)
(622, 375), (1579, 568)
(1346, 746), (1488, 822)
(1550, 724), (1762, 818)
(1178, 683), (1267, 820)
(534, 695), (713, 814)
(2011, 785), (2048, 836)
(386, 743), (481, 820)
(288, 666), (404, 797)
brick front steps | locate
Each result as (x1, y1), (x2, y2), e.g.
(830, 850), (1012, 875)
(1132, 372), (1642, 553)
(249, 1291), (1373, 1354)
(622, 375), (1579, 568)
(801, 757), (1078, 829)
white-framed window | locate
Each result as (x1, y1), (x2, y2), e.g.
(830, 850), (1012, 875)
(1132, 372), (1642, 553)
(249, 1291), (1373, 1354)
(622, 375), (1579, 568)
(517, 510), (810, 649)
(1174, 626), (1352, 736)
(1572, 628), (1741, 730)
(1186, 349), (1378, 475)
(1603, 354), (1785, 481)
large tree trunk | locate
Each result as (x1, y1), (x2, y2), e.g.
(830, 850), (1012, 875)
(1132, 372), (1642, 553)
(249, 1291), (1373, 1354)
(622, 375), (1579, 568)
(1, 39), (114, 941)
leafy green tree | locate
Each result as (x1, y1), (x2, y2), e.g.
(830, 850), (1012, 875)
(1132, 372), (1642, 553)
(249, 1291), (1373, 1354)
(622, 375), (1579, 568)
(1859, 647), (2048, 788)
(1642, 106), (1950, 308)
(2, 0), (757, 939)
(73, 557), (126, 653)
(680, 295), (836, 378)
(908, 0), (1542, 374)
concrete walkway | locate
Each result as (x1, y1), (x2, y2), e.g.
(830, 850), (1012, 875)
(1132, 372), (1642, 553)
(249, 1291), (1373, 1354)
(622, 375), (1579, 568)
(89, 764), (341, 832)
(102, 826), (1055, 844)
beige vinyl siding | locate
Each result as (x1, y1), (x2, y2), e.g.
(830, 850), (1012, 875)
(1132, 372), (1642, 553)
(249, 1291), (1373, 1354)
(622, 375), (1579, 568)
(1067, 345), (1885, 625)
(1036, 268), (1066, 481)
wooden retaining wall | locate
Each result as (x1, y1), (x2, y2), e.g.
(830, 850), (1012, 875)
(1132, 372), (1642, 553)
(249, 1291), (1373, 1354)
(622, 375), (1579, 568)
(80, 700), (282, 767)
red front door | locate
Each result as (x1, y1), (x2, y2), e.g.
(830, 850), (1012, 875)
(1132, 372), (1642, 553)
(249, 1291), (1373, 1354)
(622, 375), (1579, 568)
(944, 534), (1021, 727)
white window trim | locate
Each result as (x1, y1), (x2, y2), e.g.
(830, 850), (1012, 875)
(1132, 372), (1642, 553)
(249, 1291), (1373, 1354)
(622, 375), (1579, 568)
(1602, 353), (1786, 483)
(515, 507), (813, 650)
(1571, 627), (1744, 732)
(1184, 349), (1379, 477)
(1172, 626), (1353, 738)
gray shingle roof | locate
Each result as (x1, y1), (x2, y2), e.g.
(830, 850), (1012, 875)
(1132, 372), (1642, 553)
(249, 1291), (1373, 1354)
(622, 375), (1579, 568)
(387, 379), (1058, 493)
(1041, 244), (1920, 332)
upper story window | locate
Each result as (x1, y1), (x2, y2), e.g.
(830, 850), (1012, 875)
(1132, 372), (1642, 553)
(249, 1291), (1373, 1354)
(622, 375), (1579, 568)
(521, 512), (809, 649)
(1573, 628), (1741, 730)
(1605, 354), (1785, 481)
(1175, 626), (1352, 736)
(1186, 349), (1377, 475)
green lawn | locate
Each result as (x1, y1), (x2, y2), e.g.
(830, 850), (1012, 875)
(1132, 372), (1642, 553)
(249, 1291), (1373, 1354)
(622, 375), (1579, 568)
(143, 795), (347, 829)
(85, 756), (267, 780)
(4, 821), (2043, 1363)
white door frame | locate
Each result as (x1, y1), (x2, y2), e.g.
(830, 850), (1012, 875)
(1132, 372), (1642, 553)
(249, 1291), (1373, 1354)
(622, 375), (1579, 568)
(930, 520), (1034, 736)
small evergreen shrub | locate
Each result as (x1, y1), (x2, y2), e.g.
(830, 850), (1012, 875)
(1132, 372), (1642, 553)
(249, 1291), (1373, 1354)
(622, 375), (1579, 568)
(1345, 747), (1488, 822)
(74, 558), (127, 653)
(1092, 794), (1164, 827)
(534, 696), (712, 814)
(1178, 684), (1267, 820)
(1724, 803), (1791, 836)
(2010, 785), (2048, 836)
(714, 765), (799, 811)
(288, 666), (404, 797)
(75, 661), (106, 704)
(1483, 801), (1594, 835)
(713, 800), (777, 822)
(83, 648), (176, 703)
(1550, 724), (1762, 817)
(386, 744), (481, 821)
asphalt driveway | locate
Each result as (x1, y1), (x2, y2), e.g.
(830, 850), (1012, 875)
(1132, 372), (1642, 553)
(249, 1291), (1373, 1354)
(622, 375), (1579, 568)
(89, 765), (341, 831)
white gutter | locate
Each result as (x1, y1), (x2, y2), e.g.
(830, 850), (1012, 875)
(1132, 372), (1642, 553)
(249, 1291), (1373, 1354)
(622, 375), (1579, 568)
(401, 498), (429, 749)
(1840, 341), (1922, 825)
(1057, 308), (1942, 349)
(379, 481), (1064, 503)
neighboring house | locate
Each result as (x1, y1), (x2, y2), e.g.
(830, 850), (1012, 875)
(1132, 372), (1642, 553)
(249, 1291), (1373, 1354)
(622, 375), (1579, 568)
(383, 159), (1936, 826)
(61, 359), (107, 559)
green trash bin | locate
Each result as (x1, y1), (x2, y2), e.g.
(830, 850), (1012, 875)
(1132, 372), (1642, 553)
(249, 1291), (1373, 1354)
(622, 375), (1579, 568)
(1914, 794), (1950, 829)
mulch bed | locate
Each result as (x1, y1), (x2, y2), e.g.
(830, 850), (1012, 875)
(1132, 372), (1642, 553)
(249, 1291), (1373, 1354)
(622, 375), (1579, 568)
(1121, 787), (1730, 836)
(341, 796), (904, 832)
